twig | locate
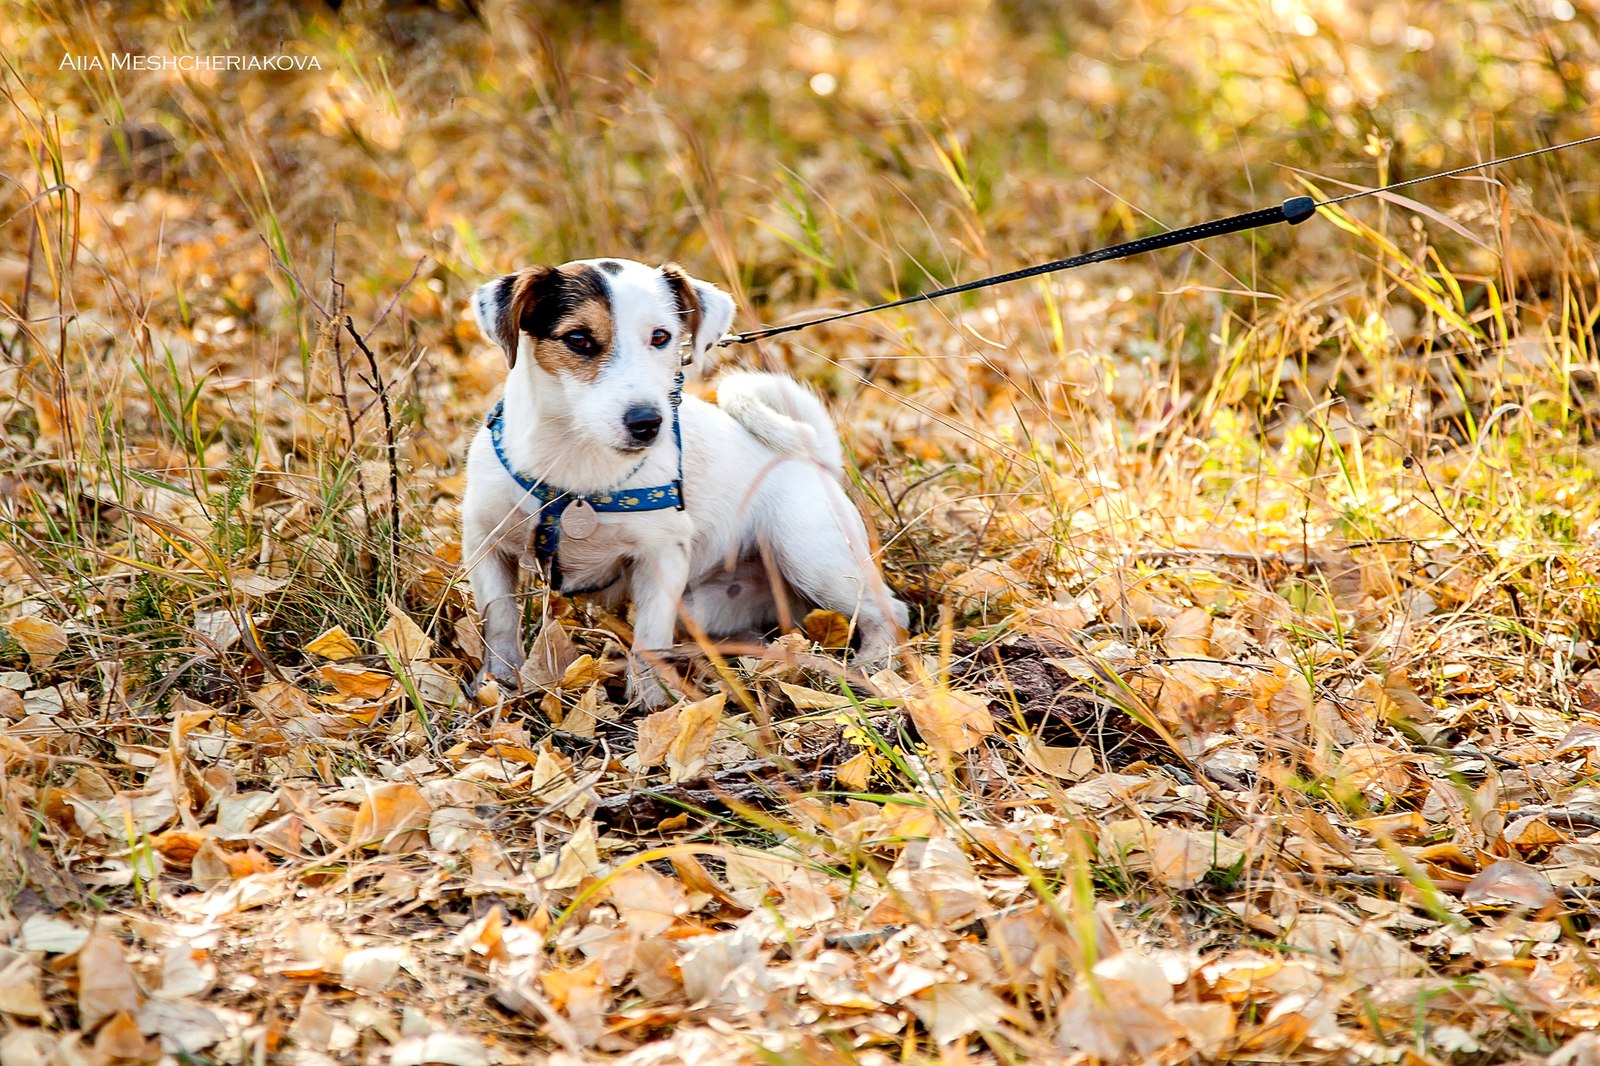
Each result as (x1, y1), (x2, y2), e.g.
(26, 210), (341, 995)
(364, 255), (428, 342)
(591, 758), (837, 833)
(1505, 806), (1600, 831)
(1284, 871), (1600, 902)
(344, 316), (402, 583)
(324, 236), (373, 531)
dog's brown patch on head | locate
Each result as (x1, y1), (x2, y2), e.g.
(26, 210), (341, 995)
(507, 264), (614, 381)
(660, 263), (702, 350)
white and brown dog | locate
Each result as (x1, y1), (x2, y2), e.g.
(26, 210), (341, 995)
(461, 258), (907, 707)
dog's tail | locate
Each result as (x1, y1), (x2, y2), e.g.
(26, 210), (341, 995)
(716, 372), (846, 477)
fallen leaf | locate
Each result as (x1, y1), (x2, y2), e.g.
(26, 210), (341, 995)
(1163, 606), (1213, 656)
(540, 819), (600, 891)
(521, 622), (580, 692)
(667, 692), (725, 781)
(305, 625), (362, 660)
(0, 952), (49, 1020)
(93, 1009), (156, 1059)
(835, 750), (873, 791)
(389, 1032), (490, 1066)
(906, 689), (994, 754)
(558, 653), (609, 691)
(192, 608), (246, 651)
(376, 603), (432, 662)
(608, 867), (689, 936)
(1462, 860), (1557, 909)
(886, 837), (987, 924)
(779, 682), (853, 711)
(1336, 742), (1415, 799)
(348, 782), (431, 851)
(77, 933), (140, 1032)
(802, 608), (853, 649)
(908, 982), (1009, 1045)
(341, 944), (404, 993)
(0, 1029), (59, 1064)
(3, 616), (68, 669)
(19, 914), (90, 954)
(625, 708), (678, 772)
(136, 1000), (227, 1055)
(1018, 739), (1095, 780)
(1147, 827), (1247, 890)
(316, 662), (396, 700)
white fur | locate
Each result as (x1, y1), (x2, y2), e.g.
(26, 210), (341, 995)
(461, 258), (908, 707)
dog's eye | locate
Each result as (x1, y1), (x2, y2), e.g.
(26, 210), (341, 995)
(562, 330), (596, 354)
(650, 329), (673, 349)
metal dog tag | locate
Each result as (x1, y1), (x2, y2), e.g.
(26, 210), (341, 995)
(562, 499), (599, 539)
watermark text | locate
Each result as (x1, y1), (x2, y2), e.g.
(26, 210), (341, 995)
(60, 53), (323, 72)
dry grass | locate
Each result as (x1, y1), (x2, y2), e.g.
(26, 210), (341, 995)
(3, 0), (1600, 1062)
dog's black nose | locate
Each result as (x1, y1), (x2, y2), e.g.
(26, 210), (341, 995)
(623, 405), (663, 445)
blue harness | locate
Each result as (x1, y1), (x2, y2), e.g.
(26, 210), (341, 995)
(487, 371), (685, 593)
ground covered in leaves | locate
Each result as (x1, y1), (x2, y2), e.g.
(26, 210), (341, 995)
(4, 1), (1600, 1062)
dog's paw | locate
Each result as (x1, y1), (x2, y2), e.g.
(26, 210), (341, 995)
(625, 663), (675, 710)
(469, 662), (523, 700)
(852, 636), (904, 679)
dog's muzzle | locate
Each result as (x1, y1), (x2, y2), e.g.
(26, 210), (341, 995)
(623, 405), (663, 446)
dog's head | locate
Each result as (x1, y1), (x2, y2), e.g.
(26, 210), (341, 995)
(472, 259), (734, 454)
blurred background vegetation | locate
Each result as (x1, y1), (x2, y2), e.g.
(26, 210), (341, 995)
(6, 0), (1597, 678)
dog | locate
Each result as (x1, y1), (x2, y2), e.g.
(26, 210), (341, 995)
(461, 258), (908, 707)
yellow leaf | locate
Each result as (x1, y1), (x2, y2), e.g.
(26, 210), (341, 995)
(779, 682), (853, 711)
(1147, 827), (1246, 890)
(1352, 811), (1429, 843)
(558, 683), (617, 739)
(540, 819), (600, 890)
(1336, 742), (1415, 799)
(3, 616), (68, 670)
(305, 625), (361, 660)
(0, 953), (48, 1020)
(1381, 668), (1434, 725)
(1163, 606), (1212, 657)
(835, 750), (873, 791)
(1020, 601), (1090, 644)
(93, 1010), (156, 1060)
(521, 623), (580, 692)
(625, 707), (679, 771)
(947, 561), (1028, 610)
(667, 692), (725, 781)
(539, 958), (605, 1012)
(906, 689), (994, 754)
(375, 603), (432, 662)
(349, 782), (431, 851)
(802, 608), (853, 649)
(191, 839), (234, 890)
(1017, 740), (1095, 780)
(316, 663), (395, 700)
(558, 653), (609, 691)
(607, 867), (688, 936)
(77, 934), (140, 1032)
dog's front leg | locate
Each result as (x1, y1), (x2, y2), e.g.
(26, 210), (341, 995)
(625, 541), (691, 709)
(469, 545), (526, 692)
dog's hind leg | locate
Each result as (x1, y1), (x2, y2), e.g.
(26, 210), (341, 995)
(765, 483), (907, 672)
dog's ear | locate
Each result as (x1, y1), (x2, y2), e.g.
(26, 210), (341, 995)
(661, 264), (735, 365)
(472, 267), (556, 368)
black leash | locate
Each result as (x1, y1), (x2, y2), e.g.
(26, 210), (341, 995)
(720, 134), (1600, 347)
